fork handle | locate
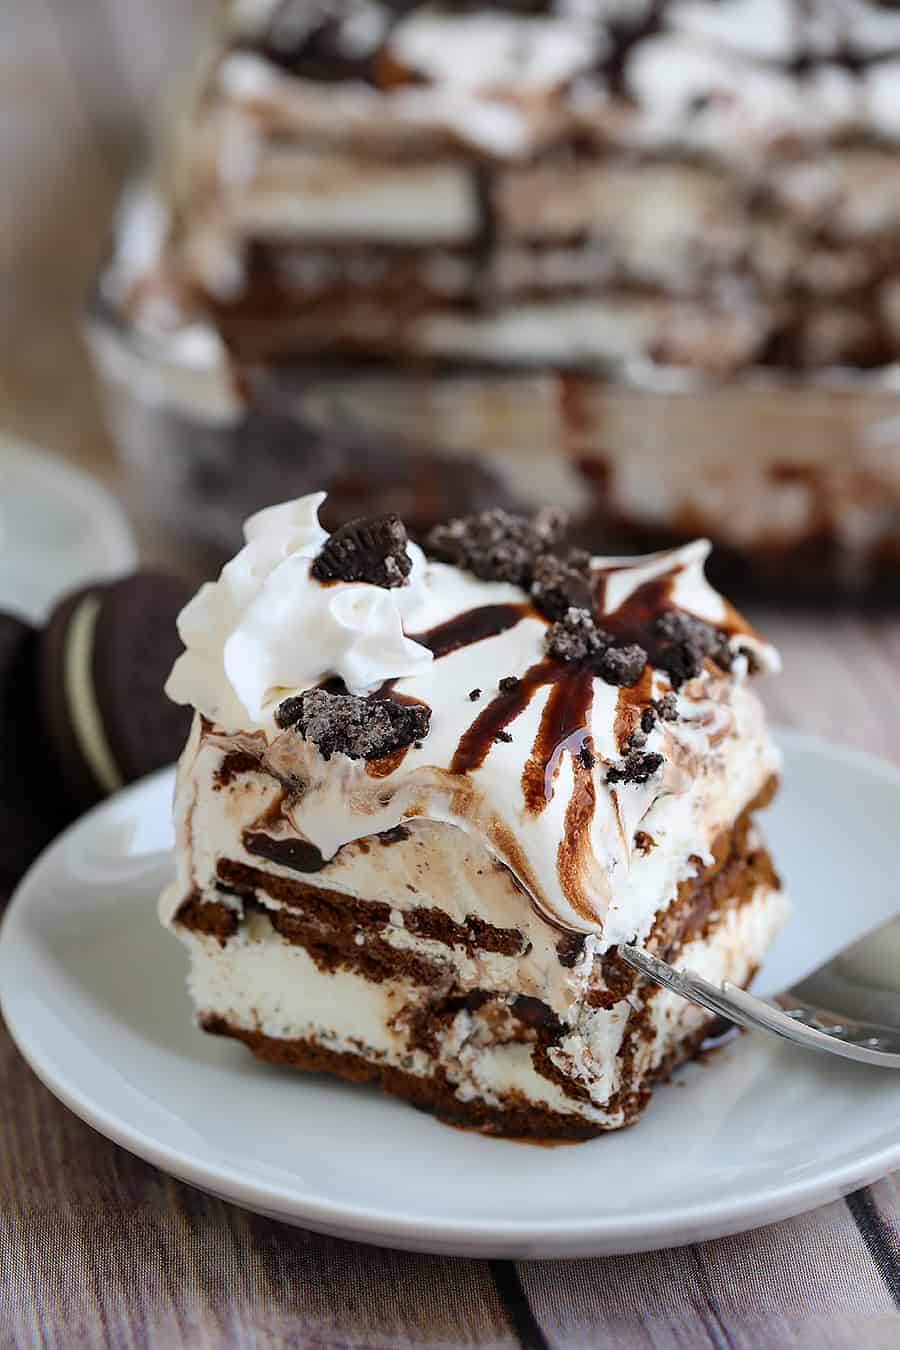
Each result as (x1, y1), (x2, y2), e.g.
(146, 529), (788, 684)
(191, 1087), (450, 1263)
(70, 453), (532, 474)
(619, 945), (900, 1068)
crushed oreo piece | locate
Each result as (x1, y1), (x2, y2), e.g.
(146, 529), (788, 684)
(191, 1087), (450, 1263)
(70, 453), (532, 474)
(275, 689), (430, 761)
(495, 729), (513, 744)
(578, 743), (596, 770)
(606, 750), (664, 786)
(640, 706), (657, 734)
(530, 549), (593, 621)
(275, 695), (306, 729)
(468, 688), (482, 702)
(595, 643), (647, 688)
(652, 610), (732, 687)
(654, 692), (679, 722)
(547, 610), (647, 687)
(556, 932), (586, 968)
(498, 675), (520, 692)
(545, 607), (610, 663)
(627, 728), (647, 749)
(425, 507), (567, 588)
(312, 513), (412, 589)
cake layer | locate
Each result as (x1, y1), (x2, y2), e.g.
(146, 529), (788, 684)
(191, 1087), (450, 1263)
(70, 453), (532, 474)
(218, 4), (900, 166)
(169, 852), (786, 1137)
(121, 0), (900, 377)
(167, 773), (777, 1028)
(240, 368), (900, 582)
(91, 4), (900, 600)
(161, 491), (787, 1135)
(169, 680), (777, 951)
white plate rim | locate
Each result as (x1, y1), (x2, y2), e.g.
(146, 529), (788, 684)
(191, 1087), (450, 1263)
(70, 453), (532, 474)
(2, 726), (899, 1256)
(0, 433), (137, 611)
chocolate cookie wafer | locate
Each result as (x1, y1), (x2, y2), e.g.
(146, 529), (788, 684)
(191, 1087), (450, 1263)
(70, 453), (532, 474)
(40, 572), (193, 812)
(0, 613), (68, 902)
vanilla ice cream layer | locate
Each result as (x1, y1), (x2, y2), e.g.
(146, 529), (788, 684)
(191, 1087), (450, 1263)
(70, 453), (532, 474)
(210, 149), (479, 248)
(169, 878), (786, 1127)
(410, 296), (769, 370)
(176, 141), (900, 307)
(167, 723), (780, 1020)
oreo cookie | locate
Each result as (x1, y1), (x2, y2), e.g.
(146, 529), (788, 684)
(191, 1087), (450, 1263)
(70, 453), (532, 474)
(40, 572), (193, 812)
(0, 613), (68, 902)
(312, 513), (413, 588)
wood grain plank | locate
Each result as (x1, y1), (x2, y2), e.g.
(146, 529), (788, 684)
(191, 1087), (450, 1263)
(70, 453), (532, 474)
(756, 609), (900, 762)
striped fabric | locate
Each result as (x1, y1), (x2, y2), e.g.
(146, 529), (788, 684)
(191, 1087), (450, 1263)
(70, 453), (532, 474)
(0, 1021), (896, 1348)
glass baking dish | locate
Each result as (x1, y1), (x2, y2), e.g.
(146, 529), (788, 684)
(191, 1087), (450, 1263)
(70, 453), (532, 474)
(87, 271), (900, 598)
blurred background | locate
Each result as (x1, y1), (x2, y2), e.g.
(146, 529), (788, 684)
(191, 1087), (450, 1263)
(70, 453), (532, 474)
(3, 1), (206, 564)
(0, 3), (211, 900)
(4, 0), (900, 764)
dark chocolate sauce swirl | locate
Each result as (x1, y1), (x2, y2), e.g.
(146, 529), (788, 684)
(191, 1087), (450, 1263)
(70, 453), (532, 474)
(243, 831), (325, 873)
(411, 603), (528, 659)
(521, 665), (594, 812)
(452, 657), (594, 817)
(451, 661), (548, 776)
(596, 563), (750, 654)
(594, 571), (678, 652)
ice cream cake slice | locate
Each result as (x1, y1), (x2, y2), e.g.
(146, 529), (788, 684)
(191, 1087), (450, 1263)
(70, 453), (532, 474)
(161, 494), (788, 1138)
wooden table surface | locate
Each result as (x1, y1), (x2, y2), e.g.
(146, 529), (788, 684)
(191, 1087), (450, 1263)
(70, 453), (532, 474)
(2, 0), (899, 759)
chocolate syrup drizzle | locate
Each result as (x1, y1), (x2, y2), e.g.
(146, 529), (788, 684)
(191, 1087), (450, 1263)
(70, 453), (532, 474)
(229, 562), (745, 918)
(411, 603), (526, 659)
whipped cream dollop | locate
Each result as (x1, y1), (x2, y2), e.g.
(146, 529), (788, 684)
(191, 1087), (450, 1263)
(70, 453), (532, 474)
(165, 493), (433, 730)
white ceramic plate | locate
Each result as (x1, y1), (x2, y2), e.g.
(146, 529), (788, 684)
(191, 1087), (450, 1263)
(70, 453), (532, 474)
(2, 730), (899, 1258)
(0, 434), (137, 623)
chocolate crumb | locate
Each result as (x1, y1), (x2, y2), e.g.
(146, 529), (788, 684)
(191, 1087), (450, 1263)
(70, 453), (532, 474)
(312, 513), (412, 589)
(556, 932), (587, 968)
(654, 692), (679, 722)
(640, 706), (657, 734)
(628, 728), (647, 749)
(275, 688), (430, 760)
(545, 607), (610, 662)
(652, 610), (731, 687)
(634, 830), (656, 855)
(499, 675), (520, 692)
(511, 995), (565, 1039)
(425, 507), (567, 589)
(495, 730), (513, 744)
(606, 750), (664, 786)
(595, 643), (647, 688)
(468, 688), (482, 702)
(530, 549), (593, 621)
(578, 744), (596, 770)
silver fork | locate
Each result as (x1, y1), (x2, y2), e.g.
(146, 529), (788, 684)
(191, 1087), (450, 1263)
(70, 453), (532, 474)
(620, 913), (900, 1067)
